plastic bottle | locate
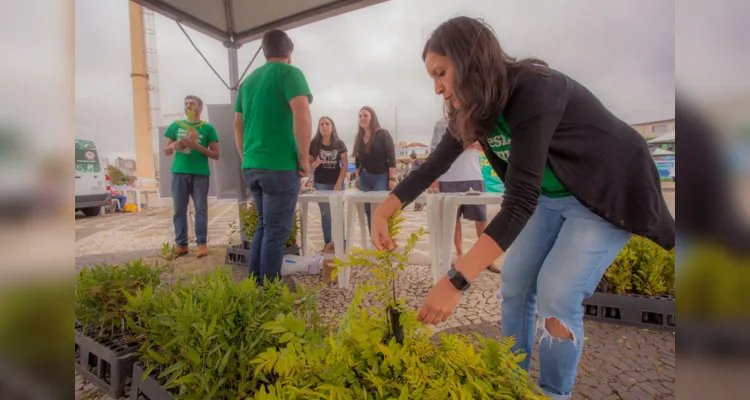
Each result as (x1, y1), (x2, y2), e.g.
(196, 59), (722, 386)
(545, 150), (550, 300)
(309, 253), (322, 275)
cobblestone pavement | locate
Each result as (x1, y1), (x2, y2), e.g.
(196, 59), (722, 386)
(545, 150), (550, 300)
(75, 199), (240, 271)
(75, 191), (675, 400)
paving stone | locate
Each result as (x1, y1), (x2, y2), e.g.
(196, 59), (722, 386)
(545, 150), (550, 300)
(660, 380), (675, 393)
(578, 385), (608, 399)
(618, 374), (639, 388)
(626, 371), (648, 383)
(635, 382), (662, 398)
(626, 386), (654, 400)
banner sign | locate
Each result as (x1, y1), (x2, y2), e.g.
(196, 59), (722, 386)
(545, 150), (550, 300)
(653, 155), (675, 179)
(478, 152), (504, 193)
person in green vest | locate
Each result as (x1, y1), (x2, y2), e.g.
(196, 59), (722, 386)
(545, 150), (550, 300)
(163, 95), (219, 259)
(233, 29), (312, 285)
(371, 17), (674, 400)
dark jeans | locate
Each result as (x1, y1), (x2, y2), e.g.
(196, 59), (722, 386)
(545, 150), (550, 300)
(358, 170), (389, 232)
(172, 173), (209, 246)
(313, 182), (344, 244)
(112, 194), (127, 210)
(243, 169), (300, 285)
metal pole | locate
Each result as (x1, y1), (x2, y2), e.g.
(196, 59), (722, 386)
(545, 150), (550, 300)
(394, 105), (399, 145)
(228, 45), (248, 245)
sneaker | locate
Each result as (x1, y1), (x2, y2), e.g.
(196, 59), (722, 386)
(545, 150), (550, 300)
(196, 245), (208, 258)
(486, 261), (501, 274)
(174, 245), (189, 258)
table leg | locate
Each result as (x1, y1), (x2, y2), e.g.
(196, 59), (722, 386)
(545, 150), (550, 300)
(299, 202), (309, 257)
(346, 200), (357, 254)
(357, 203), (367, 249)
(426, 195), (443, 285)
(442, 197), (458, 277)
(329, 194), (348, 289)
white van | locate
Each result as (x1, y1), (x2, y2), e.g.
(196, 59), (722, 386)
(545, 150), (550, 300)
(75, 139), (108, 217)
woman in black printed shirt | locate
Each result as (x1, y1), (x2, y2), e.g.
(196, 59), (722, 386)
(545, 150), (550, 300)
(309, 116), (348, 247)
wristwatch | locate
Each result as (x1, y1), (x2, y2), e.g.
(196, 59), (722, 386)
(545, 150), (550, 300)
(389, 176), (397, 182)
(447, 267), (471, 291)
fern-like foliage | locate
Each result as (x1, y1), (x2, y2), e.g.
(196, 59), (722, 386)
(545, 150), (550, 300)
(604, 236), (675, 296)
(240, 202), (299, 249)
(250, 210), (547, 399)
(332, 208), (426, 310)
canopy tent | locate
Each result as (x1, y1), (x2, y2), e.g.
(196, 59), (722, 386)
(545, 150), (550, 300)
(651, 148), (675, 156)
(131, 0), (387, 46)
(129, 0), (388, 239)
(649, 130), (675, 144)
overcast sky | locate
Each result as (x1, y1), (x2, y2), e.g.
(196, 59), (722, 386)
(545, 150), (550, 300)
(75, 0), (676, 161)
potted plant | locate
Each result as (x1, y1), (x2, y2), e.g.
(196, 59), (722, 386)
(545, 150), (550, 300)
(251, 280), (547, 398)
(0, 281), (71, 399)
(678, 243), (750, 357)
(75, 259), (167, 397)
(584, 236), (676, 330)
(332, 208), (424, 344)
(227, 203), (301, 266)
(174, 109), (205, 155)
(124, 268), (321, 399)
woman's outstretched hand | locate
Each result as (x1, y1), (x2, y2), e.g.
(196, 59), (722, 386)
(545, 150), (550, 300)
(418, 277), (462, 324)
(371, 208), (396, 252)
(418, 235), (506, 325)
(370, 195), (402, 252)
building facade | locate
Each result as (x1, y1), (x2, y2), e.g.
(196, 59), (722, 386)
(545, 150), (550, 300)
(630, 119), (675, 140)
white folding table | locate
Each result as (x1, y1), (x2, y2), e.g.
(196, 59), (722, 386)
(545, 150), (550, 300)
(120, 188), (159, 212)
(297, 190), (347, 287)
(342, 191), (440, 288)
(439, 192), (504, 279)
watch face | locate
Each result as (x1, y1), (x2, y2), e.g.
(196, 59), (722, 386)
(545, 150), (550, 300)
(448, 268), (470, 291)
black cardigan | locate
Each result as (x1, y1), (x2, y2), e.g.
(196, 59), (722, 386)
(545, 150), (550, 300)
(354, 128), (397, 174)
(393, 68), (675, 251)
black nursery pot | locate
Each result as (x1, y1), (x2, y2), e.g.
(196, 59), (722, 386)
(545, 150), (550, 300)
(388, 307), (404, 344)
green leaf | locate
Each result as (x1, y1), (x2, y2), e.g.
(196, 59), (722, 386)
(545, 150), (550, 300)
(207, 314), (217, 335)
(157, 360), (186, 379)
(217, 348), (232, 374)
(147, 349), (168, 364)
(140, 364), (156, 383)
(186, 346), (201, 364)
(279, 332), (295, 343)
(171, 372), (196, 385)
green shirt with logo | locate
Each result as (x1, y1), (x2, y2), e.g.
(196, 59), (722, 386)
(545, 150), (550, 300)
(164, 120), (219, 176)
(235, 62), (313, 171)
(488, 115), (570, 198)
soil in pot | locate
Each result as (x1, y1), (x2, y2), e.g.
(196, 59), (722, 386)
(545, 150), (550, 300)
(388, 307), (404, 345)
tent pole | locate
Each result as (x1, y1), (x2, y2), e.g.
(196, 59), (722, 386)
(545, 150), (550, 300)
(228, 45), (248, 246)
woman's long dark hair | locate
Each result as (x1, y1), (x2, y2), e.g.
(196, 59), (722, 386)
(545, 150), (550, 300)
(422, 16), (549, 146)
(353, 106), (381, 157)
(311, 116), (340, 152)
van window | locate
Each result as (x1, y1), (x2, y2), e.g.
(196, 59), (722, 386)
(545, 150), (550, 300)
(75, 140), (101, 173)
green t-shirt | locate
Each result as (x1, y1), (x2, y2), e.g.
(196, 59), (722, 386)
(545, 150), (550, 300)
(488, 115), (570, 198)
(164, 120), (219, 176)
(235, 62), (313, 171)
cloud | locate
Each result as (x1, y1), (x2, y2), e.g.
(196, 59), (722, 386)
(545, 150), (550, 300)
(75, 0), (677, 158)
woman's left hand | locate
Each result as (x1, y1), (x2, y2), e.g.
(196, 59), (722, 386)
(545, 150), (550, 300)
(417, 276), (462, 324)
(388, 179), (397, 190)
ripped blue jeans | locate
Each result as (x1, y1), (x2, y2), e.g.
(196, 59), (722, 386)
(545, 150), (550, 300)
(498, 195), (631, 399)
